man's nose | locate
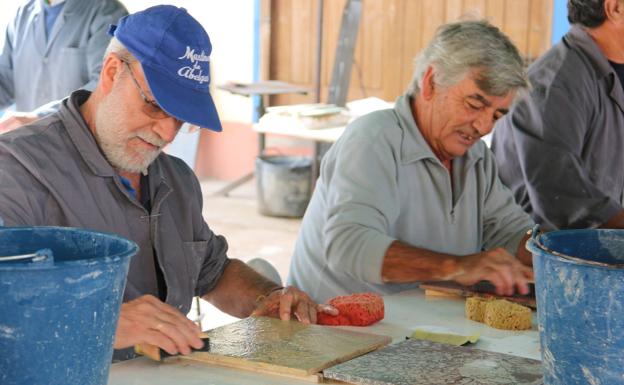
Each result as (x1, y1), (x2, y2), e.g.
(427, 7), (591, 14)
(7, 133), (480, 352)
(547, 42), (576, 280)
(472, 113), (494, 137)
(153, 117), (182, 143)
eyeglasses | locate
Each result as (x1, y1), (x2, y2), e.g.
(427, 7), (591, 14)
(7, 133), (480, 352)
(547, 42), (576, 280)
(121, 60), (181, 124)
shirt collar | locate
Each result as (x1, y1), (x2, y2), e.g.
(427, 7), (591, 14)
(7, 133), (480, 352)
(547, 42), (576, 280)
(565, 25), (613, 79)
(37, 0), (78, 14)
(394, 93), (484, 166)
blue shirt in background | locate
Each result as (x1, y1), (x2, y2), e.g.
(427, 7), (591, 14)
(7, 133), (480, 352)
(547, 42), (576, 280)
(43, 1), (65, 41)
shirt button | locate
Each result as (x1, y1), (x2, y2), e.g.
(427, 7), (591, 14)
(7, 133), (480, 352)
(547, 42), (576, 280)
(42, 57), (48, 64)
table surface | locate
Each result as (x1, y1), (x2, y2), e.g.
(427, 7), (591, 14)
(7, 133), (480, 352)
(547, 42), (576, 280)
(108, 289), (540, 385)
(253, 122), (345, 143)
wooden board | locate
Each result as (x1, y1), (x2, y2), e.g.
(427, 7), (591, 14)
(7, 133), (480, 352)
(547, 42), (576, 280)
(179, 317), (391, 381)
(324, 339), (543, 385)
(420, 281), (537, 308)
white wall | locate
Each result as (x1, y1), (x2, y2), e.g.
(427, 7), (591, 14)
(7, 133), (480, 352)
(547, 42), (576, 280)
(0, 3), (18, 32)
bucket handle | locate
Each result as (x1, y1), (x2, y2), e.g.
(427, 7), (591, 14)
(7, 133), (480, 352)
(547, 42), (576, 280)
(0, 249), (53, 264)
(0, 253), (44, 262)
(528, 224), (624, 269)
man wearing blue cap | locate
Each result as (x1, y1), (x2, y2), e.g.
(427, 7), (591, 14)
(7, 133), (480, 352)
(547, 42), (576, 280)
(0, 5), (336, 361)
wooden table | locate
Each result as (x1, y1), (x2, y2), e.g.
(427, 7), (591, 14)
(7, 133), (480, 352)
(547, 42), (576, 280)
(108, 289), (540, 385)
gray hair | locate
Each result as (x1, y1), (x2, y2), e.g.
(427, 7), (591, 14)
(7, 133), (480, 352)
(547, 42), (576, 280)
(567, 0), (606, 28)
(103, 36), (137, 63)
(406, 20), (528, 97)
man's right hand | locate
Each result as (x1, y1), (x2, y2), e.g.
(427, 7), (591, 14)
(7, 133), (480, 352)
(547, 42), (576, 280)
(453, 248), (533, 296)
(114, 295), (204, 356)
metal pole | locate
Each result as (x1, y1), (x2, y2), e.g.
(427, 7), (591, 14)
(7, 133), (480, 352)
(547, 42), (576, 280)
(314, 0), (324, 103)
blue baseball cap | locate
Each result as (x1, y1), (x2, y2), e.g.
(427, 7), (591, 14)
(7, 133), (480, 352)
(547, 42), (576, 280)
(108, 5), (222, 132)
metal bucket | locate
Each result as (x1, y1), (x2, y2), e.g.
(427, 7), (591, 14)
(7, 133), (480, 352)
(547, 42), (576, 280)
(526, 226), (624, 385)
(0, 227), (137, 385)
(255, 155), (312, 218)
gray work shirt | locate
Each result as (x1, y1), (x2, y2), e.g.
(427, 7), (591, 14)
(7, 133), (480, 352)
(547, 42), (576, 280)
(491, 26), (624, 230)
(0, 90), (230, 359)
(287, 94), (533, 303)
(0, 0), (127, 112)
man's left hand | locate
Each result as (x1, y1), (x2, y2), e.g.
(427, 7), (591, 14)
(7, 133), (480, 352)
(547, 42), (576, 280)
(251, 286), (338, 324)
(0, 112), (38, 134)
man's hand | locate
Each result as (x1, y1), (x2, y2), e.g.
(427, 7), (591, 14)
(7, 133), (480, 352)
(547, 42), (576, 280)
(0, 112), (38, 134)
(251, 286), (338, 324)
(453, 248), (533, 296)
(114, 295), (204, 356)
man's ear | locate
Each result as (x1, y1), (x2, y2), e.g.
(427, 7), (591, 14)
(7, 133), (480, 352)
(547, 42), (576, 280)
(605, 0), (624, 24)
(99, 54), (124, 95)
(420, 65), (436, 100)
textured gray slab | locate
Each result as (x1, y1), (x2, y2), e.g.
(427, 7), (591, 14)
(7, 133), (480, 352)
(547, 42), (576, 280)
(324, 339), (543, 385)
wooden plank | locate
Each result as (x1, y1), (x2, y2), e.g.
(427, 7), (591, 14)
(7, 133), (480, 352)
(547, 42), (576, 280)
(359, 0), (384, 93)
(269, 0), (294, 107)
(260, 0), (272, 82)
(445, 0), (464, 22)
(400, 0), (422, 91)
(463, 0), (487, 18)
(527, 0), (553, 63)
(379, 0), (404, 100)
(180, 317), (391, 379)
(421, 0), (446, 48)
(485, 0), (505, 27)
(290, 1), (314, 84)
(502, 0), (530, 55)
(180, 355), (324, 383)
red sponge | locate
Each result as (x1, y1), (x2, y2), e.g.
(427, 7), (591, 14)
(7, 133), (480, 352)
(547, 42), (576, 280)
(317, 292), (384, 326)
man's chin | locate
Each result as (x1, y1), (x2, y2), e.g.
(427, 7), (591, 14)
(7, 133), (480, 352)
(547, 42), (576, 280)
(112, 152), (161, 174)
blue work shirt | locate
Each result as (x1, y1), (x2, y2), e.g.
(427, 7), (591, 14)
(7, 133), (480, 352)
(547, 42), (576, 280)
(0, 0), (127, 112)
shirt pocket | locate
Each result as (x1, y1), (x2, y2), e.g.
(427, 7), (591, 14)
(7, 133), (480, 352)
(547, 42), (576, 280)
(54, 47), (88, 89)
(182, 240), (208, 293)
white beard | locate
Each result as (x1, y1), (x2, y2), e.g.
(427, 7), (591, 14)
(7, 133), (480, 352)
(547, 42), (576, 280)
(93, 85), (166, 174)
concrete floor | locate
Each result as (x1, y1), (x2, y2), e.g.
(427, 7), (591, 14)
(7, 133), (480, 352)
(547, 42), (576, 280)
(199, 177), (302, 281)
(194, 177), (303, 329)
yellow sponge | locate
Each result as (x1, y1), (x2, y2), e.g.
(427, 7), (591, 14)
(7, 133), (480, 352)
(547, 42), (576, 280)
(483, 299), (532, 330)
(465, 297), (491, 323)
(465, 297), (532, 330)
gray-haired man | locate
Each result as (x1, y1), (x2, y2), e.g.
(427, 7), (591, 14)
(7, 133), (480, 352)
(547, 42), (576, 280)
(0, 5), (336, 361)
(288, 20), (534, 303)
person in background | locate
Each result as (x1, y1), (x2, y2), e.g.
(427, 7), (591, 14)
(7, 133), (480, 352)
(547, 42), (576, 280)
(288, 20), (534, 303)
(0, 5), (336, 361)
(0, 0), (127, 134)
(492, 0), (624, 230)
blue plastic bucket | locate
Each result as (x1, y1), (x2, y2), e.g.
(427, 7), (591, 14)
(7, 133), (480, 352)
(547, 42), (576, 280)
(0, 227), (137, 385)
(527, 226), (624, 385)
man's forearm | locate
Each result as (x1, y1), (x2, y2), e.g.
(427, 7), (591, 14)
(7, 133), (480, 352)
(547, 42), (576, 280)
(380, 241), (461, 283)
(601, 208), (624, 229)
(201, 259), (281, 318)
